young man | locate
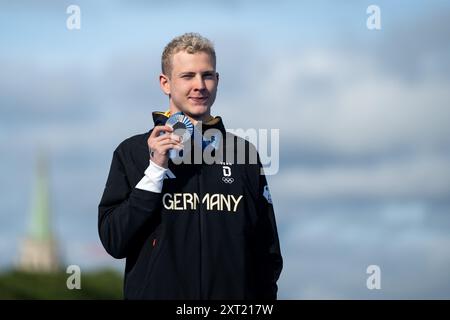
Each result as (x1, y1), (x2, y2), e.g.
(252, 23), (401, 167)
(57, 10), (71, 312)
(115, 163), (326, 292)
(98, 33), (283, 299)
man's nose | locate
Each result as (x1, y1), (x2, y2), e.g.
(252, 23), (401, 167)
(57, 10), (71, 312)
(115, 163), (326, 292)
(193, 75), (206, 90)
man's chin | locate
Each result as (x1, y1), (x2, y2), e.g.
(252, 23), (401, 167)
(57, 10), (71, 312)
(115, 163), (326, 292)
(185, 106), (211, 119)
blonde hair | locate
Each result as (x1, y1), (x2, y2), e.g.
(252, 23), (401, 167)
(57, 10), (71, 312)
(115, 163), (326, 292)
(161, 33), (216, 77)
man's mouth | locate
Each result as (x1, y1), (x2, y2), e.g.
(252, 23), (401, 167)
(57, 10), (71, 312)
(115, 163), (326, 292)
(189, 96), (209, 104)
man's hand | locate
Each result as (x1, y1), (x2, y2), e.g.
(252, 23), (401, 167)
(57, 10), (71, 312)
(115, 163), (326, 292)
(147, 125), (183, 168)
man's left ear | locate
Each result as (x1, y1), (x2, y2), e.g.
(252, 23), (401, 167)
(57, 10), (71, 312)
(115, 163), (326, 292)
(159, 73), (171, 95)
(216, 72), (219, 82)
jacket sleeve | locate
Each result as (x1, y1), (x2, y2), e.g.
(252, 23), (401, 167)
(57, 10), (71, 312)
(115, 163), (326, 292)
(254, 163), (283, 300)
(98, 147), (162, 259)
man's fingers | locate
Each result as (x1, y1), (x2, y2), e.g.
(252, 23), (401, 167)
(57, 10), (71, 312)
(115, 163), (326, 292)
(153, 132), (171, 143)
(149, 125), (183, 157)
(153, 132), (182, 143)
(152, 140), (183, 151)
(156, 144), (183, 155)
(157, 140), (183, 148)
(150, 125), (173, 138)
(170, 133), (183, 142)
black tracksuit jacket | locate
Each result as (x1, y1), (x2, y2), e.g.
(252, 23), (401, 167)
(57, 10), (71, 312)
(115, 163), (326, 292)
(98, 112), (283, 299)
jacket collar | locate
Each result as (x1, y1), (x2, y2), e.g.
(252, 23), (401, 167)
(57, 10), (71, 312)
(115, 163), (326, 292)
(151, 111), (226, 134)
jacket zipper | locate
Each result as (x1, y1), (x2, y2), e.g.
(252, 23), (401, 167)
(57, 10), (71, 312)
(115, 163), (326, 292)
(198, 163), (203, 299)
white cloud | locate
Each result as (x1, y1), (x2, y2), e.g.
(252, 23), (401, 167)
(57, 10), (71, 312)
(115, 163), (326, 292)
(278, 204), (450, 299)
(218, 49), (450, 158)
(270, 154), (450, 205)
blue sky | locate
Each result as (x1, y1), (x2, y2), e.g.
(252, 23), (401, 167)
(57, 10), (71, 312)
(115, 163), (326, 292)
(1, 0), (450, 299)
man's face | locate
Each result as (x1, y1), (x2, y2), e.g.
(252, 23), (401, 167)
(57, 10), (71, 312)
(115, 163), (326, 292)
(161, 51), (219, 121)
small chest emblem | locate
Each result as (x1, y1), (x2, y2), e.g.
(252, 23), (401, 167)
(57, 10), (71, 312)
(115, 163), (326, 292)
(221, 165), (234, 184)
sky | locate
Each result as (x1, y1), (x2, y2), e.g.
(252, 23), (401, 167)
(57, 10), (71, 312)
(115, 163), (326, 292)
(1, 0), (450, 299)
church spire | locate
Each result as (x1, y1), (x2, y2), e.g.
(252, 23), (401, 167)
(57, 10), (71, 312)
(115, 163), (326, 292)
(17, 150), (60, 272)
(28, 152), (52, 241)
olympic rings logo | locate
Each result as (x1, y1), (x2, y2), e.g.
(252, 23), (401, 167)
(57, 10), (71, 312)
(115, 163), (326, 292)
(222, 177), (234, 184)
